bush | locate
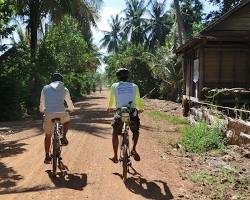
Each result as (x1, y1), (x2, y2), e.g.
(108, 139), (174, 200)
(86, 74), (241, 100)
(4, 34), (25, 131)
(0, 45), (30, 121)
(181, 122), (224, 153)
(38, 15), (100, 100)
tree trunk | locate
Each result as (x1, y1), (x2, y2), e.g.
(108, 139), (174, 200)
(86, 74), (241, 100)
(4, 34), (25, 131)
(29, 1), (40, 60)
(27, 1), (40, 114)
(173, 0), (187, 45)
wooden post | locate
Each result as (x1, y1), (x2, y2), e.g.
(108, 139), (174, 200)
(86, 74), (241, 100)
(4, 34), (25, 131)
(199, 45), (204, 100)
(248, 42), (250, 87)
(218, 43), (223, 87)
(233, 50), (237, 87)
(182, 54), (186, 95)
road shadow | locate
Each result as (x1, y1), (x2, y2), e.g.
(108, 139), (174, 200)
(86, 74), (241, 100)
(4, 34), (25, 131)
(0, 140), (27, 158)
(69, 107), (113, 138)
(126, 177), (174, 200)
(0, 120), (42, 135)
(0, 162), (23, 190)
(113, 167), (174, 200)
(46, 170), (87, 191)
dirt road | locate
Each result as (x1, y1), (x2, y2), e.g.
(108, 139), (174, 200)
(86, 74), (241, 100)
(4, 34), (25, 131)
(0, 91), (191, 200)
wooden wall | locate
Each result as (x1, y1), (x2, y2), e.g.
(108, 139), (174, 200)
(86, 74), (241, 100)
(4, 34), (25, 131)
(203, 46), (249, 88)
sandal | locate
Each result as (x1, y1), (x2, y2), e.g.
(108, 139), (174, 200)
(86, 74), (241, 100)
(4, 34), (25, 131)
(131, 150), (141, 161)
(60, 137), (68, 146)
(44, 154), (51, 164)
(109, 157), (119, 164)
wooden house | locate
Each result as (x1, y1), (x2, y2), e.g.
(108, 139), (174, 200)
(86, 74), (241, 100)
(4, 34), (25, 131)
(176, 1), (250, 110)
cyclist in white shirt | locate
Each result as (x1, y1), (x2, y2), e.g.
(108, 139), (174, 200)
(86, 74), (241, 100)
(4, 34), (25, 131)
(107, 68), (144, 163)
(39, 73), (74, 164)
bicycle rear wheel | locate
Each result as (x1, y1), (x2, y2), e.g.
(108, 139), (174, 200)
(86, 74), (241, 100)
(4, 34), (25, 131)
(122, 144), (129, 182)
(52, 137), (58, 175)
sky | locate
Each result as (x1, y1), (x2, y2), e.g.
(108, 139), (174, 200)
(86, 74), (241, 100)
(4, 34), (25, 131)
(93, 0), (219, 72)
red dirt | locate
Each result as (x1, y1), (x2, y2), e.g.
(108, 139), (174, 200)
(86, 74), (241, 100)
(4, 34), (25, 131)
(0, 90), (193, 200)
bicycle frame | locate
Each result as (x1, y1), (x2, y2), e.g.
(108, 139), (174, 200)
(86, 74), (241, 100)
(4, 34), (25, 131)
(51, 119), (63, 175)
(119, 112), (132, 181)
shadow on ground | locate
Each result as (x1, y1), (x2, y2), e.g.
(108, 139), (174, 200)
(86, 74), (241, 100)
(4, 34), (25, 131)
(0, 162), (23, 191)
(69, 96), (113, 138)
(0, 170), (87, 195)
(0, 140), (27, 158)
(46, 170), (87, 191)
(113, 166), (173, 200)
(0, 120), (42, 135)
(0, 140), (27, 191)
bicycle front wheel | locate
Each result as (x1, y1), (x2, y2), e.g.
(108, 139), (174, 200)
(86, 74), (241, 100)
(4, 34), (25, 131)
(122, 145), (129, 182)
(52, 137), (58, 175)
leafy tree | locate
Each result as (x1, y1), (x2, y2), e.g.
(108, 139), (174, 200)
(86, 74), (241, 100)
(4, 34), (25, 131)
(0, 0), (16, 51)
(48, 0), (103, 41)
(106, 43), (156, 96)
(146, 39), (183, 101)
(173, 0), (187, 45)
(15, 0), (103, 59)
(123, 0), (148, 46)
(100, 14), (123, 53)
(0, 44), (30, 120)
(38, 15), (99, 99)
(146, 0), (173, 51)
(205, 0), (241, 21)
(180, 0), (203, 39)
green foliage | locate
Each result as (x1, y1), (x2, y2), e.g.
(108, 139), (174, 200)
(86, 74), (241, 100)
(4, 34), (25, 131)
(123, 0), (148, 46)
(181, 122), (225, 153)
(100, 14), (122, 53)
(0, 0), (15, 51)
(146, 0), (173, 50)
(180, 0), (203, 38)
(38, 15), (99, 99)
(105, 43), (156, 96)
(146, 40), (183, 101)
(0, 45), (30, 121)
(192, 21), (205, 37)
(205, 0), (241, 22)
(146, 111), (188, 125)
(39, 15), (90, 73)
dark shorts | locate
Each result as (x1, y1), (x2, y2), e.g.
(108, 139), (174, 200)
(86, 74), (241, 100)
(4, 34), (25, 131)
(111, 111), (140, 137)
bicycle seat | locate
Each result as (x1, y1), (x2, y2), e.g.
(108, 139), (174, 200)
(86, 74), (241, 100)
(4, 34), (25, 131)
(51, 118), (61, 122)
(121, 107), (129, 113)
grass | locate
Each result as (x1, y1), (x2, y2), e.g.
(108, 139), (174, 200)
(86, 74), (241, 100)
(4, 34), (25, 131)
(147, 111), (225, 153)
(190, 169), (249, 200)
(146, 111), (188, 125)
(181, 122), (225, 153)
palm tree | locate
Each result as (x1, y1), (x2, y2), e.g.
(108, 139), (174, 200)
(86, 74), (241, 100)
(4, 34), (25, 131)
(49, 0), (103, 41)
(16, 0), (46, 60)
(146, 39), (183, 101)
(16, 0), (103, 59)
(122, 0), (148, 46)
(146, 0), (172, 50)
(173, 0), (186, 45)
(100, 14), (122, 53)
(15, 0), (103, 113)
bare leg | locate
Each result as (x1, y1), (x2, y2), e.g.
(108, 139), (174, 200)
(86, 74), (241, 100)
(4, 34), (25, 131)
(132, 133), (139, 151)
(132, 133), (140, 161)
(45, 134), (52, 154)
(63, 122), (70, 137)
(112, 134), (119, 163)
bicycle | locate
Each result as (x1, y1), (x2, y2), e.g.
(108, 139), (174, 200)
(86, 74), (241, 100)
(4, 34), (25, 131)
(51, 118), (65, 175)
(117, 107), (133, 182)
